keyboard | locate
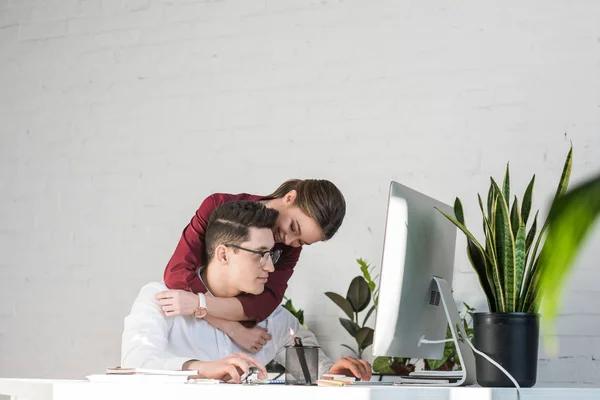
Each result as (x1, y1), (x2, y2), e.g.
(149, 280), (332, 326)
(409, 370), (464, 379)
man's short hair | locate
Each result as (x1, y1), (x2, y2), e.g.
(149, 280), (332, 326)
(205, 201), (279, 263)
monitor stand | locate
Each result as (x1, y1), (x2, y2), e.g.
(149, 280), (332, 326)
(409, 277), (477, 386)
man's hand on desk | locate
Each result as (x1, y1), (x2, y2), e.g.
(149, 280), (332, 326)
(184, 353), (268, 384)
(327, 356), (372, 381)
(228, 323), (272, 354)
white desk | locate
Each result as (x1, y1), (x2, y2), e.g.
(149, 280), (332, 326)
(1, 378), (599, 400)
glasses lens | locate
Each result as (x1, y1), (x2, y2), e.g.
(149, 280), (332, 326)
(272, 249), (282, 264)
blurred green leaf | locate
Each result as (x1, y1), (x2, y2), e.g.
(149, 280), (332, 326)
(373, 357), (395, 374)
(282, 297), (305, 326)
(538, 173), (600, 349)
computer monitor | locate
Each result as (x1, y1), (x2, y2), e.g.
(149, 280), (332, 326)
(372, 181), (476, 386)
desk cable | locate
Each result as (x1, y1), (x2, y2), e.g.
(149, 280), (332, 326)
(419, 337), (521, 397)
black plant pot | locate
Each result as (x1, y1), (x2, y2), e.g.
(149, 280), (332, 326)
(473, 312), (539, 388)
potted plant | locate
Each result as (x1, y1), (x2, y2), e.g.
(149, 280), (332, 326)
(324, 259), (376, 359)
(435, 146), (573, 387)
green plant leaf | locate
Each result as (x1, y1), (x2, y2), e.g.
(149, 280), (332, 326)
(522, 146), (574, 314)
(492, 178), (514, 312)
(538, 173), (600, 340)
(454, 198), (465, 225)
(487, 184), (495, 221)
(339, 318), (360, 338)
(527, 146), (573, 285)
(437, 206), (500, 309)
(347, 276), (371, 313)
(526, 211), (539, 255)
(522, 175), (535, 225)
(341, 344), (358, 357)
(510, 196), (521, 239)
(520, 255), (540, 311)
(362, 304), (377, 326)
(425, 356), (448, 371)
(373, 357), (395, 374)
(357, 258), (376, 294)
(514, 223), (527, 305)
(502, 163), (510, 203)
(356, 327), (374, 349)
(478, 193), (503, 311)
(466, 236), (496, 311)
(325, 292), (354, 320)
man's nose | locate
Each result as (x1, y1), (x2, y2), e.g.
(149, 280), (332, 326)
(264, 257), (275, 272)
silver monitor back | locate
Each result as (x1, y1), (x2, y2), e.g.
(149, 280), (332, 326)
(372, 181), (457, 360)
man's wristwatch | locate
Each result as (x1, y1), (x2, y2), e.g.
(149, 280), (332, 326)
(193, 293), (207, 319)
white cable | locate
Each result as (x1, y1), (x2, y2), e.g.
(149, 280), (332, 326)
(464, 339), (521, 395)
(418, 337), (453, 345)
(418, 335), (521, 397)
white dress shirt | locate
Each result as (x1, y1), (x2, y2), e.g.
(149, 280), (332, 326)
(121, 282), (334, 376)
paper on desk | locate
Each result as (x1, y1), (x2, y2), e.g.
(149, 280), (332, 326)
(87, 374), (190, 383)
(106, 367), (195, 376)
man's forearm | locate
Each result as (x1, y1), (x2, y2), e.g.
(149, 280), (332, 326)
(205, 296), (249, 321)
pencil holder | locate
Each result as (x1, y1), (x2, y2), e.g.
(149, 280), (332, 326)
(284, 345), (320, 385)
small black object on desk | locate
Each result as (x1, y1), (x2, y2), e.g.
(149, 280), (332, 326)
(294, 336), (313, 385)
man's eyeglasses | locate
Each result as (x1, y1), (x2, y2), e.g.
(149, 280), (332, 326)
(224, 244), (282, 266)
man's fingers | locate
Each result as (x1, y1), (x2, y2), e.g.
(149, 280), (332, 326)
(235, 353), (267, 377)
(358, 359), (372, 381)
(340, 359), (363, 380)
(345, 357), (368, 380)
(229, 358), (250, 375)
(258, 337), (267, 345)
(161, 305), (175, 312)
(225, 365), (241, 383)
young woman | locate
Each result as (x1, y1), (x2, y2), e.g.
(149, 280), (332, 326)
(156, 179), (346, 353)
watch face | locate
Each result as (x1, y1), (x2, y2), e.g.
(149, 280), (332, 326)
(194, 308), (207, 319)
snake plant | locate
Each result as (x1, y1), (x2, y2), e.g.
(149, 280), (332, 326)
(436, 146), (573, 314)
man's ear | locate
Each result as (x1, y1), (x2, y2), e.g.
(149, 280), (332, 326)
(283, 189), (297, 206)
(215, 244), (229, 264)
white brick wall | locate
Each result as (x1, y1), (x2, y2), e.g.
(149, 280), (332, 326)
(1, 0), (599, 385)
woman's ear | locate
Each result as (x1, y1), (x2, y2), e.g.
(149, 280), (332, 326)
(283, 189), (297, 206)
(215, 245), (228, 264)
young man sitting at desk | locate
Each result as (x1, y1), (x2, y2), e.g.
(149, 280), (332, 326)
(121, 201), (372, 383)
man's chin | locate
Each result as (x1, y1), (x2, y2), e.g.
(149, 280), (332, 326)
(245, 285), (265, 295)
